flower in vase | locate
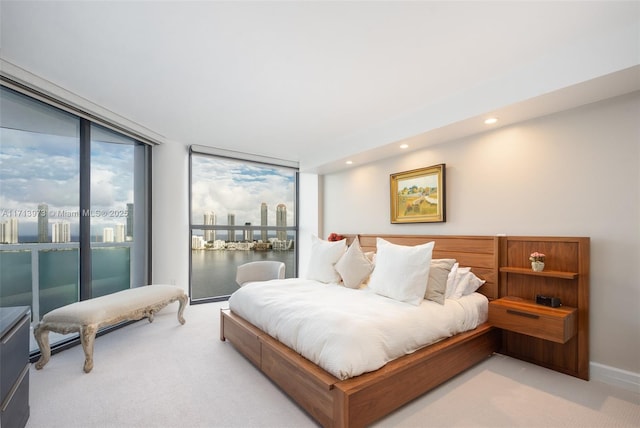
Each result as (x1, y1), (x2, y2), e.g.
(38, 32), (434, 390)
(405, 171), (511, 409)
(529, 252), (546, 262)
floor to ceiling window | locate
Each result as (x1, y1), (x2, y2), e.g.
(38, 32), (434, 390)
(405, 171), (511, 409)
(0, 84), (151, 354)
(189, 147), (298, 302)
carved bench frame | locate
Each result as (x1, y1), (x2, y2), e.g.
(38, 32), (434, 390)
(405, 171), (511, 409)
(34, 285), (188, 373)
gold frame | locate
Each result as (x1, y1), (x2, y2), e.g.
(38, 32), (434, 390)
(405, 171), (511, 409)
(390, 164), (446, 223)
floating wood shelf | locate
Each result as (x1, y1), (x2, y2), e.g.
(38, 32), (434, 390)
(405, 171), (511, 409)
(499, 266), (578, 280)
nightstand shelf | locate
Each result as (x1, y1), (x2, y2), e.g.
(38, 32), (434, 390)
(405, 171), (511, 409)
(499, 266), (578, 280)
(497, 236), (589, 380)
(489, 296), (576, 344)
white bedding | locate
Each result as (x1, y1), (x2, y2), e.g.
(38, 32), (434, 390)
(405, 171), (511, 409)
(228, 278), (488, 380)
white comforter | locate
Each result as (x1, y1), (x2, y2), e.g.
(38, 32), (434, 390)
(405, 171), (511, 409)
(228, 278), (488, 380)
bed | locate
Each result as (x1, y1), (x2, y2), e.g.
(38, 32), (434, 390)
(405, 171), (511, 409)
(220, 234), (501, 427)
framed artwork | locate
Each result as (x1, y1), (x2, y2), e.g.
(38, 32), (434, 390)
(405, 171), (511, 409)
(390, 163), (446, 223)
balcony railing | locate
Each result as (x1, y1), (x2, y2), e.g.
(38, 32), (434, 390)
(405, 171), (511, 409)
(0, 242), (132, 352)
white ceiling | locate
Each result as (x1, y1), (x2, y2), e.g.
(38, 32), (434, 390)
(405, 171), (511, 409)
(1, 1), (639, 173)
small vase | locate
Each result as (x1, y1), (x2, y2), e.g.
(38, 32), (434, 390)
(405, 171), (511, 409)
(531, 261), (545, 272)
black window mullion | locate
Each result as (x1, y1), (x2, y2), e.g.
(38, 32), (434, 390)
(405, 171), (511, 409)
(79, 119), (92, 300)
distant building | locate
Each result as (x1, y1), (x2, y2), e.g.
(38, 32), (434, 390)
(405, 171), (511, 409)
(227, 213), (235, 241)
(126, 203), (134, 239)
(1, 218), (19, 244)
(115, 224), (126, 242)
(52, 221), (71, 243)
(204, 211), (216, 242)
(276, 204), (287, 241)
(261, 202), (268, 242)
(191, 235), (205, 249)
(244, 222), (253, 241)
(103, 227), (114, 243)
(38, 203), (49, 242)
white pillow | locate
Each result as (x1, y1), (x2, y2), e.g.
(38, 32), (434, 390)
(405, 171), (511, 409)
(305, 235), (346, 283)
(462, 271), (485, 296)
(444, 262), (459, 298)
(367, 238), (434, 306)
(335, 237), (374, 289)
(449, 267), (486, 300)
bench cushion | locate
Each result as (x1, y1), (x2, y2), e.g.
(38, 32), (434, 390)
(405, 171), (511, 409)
(41, 285), (185, 325)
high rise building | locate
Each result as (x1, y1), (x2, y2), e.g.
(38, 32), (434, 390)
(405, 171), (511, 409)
(276, 204), (287, 241)
(204, 211), (216, 242)
(52, 221), (71, 243)
(244, 222), (253, 241)
(191, 235), (205, 249)
(260, 202), (268, 242)
(1, 218), (19, 244)
(115, 224), (126, 242)
(38, 203), (49, 242)
(227, 213), (235, 241)
(126, 203), (134, 239)
(103, 227), (114, 243)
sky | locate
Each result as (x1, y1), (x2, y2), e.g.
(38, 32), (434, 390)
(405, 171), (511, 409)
(0, 127), (134, 239)
(1, 127), (295, 242)
(191, 155), (296, 229)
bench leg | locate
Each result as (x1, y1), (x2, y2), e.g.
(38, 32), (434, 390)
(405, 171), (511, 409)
(177, 294), (188, 325)
(80, 324), (98, 373)
(34, 324), (51, 370)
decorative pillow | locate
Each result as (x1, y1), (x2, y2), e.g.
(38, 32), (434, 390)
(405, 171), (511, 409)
(305, 235), (346, 283)
(449, 267), (486, 300)
(444, 262), (460, 299)
(367, 238), (434, 306)
(462, 271), (486, 296)
(424, 259), (456, 304)
(335, 237), (374, 289)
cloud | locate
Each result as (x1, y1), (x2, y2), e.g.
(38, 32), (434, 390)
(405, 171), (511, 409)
(191, 156), (295, 227)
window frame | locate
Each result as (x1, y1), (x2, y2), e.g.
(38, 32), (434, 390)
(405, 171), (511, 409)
(0, 81), (153, 358)
(188, 145), (300, 303)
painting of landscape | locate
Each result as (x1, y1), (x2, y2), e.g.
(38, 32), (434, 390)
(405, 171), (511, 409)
(390, 164), (445, 223)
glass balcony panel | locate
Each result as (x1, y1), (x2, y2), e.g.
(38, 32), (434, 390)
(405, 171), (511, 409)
(91, 246), (130, 298)
(38, 248), (79, 318)
(0, 250), (32, 308)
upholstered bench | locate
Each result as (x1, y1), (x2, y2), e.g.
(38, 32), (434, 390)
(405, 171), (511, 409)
(33, 285), (188, 373)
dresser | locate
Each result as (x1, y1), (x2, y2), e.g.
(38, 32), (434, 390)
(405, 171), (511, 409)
(1, 306), (30, 428)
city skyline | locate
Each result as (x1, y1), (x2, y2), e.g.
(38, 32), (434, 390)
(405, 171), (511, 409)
(0, 123), (136, 240)
(191, 155), (295, 229)
(0, 202), (133, 243)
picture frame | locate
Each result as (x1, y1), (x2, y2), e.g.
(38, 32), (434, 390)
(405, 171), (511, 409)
(390, 164), (446, 223)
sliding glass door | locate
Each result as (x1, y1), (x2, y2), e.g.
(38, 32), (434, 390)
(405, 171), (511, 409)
(0, 85), (151, 354)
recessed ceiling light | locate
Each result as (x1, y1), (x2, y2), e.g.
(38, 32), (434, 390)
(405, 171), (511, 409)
(345, 160), (353, 165)
(400, 144), (409, 149)
(484, 117), (498, 125)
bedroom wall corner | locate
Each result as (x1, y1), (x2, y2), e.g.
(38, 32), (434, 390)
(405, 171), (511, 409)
(151, 141), (190, 293)
(298, 172), (321, 278)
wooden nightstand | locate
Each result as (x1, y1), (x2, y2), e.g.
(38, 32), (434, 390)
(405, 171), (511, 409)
(489, 296), (576, 344)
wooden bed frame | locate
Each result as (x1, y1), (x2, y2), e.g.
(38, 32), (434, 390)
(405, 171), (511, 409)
(220, 234), (502, 427)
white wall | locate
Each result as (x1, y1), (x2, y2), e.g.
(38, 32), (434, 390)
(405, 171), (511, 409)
(298, 173), (321, 279)
(152, 142), (190, 292)
(322, 92), (640, 377)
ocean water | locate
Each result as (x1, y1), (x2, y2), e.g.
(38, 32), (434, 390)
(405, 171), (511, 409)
(0, 246), (296, 317)
(0, 246), (131, 319)
(190, 249), (296, 300)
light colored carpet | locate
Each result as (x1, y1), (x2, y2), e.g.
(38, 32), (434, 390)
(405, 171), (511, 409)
(26, 301), (640, 428)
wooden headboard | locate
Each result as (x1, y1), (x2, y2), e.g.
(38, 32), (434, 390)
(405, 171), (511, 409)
(345, 234), (500, 300)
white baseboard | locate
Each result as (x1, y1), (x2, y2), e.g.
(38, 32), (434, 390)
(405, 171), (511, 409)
(590, 362), (640, 393)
